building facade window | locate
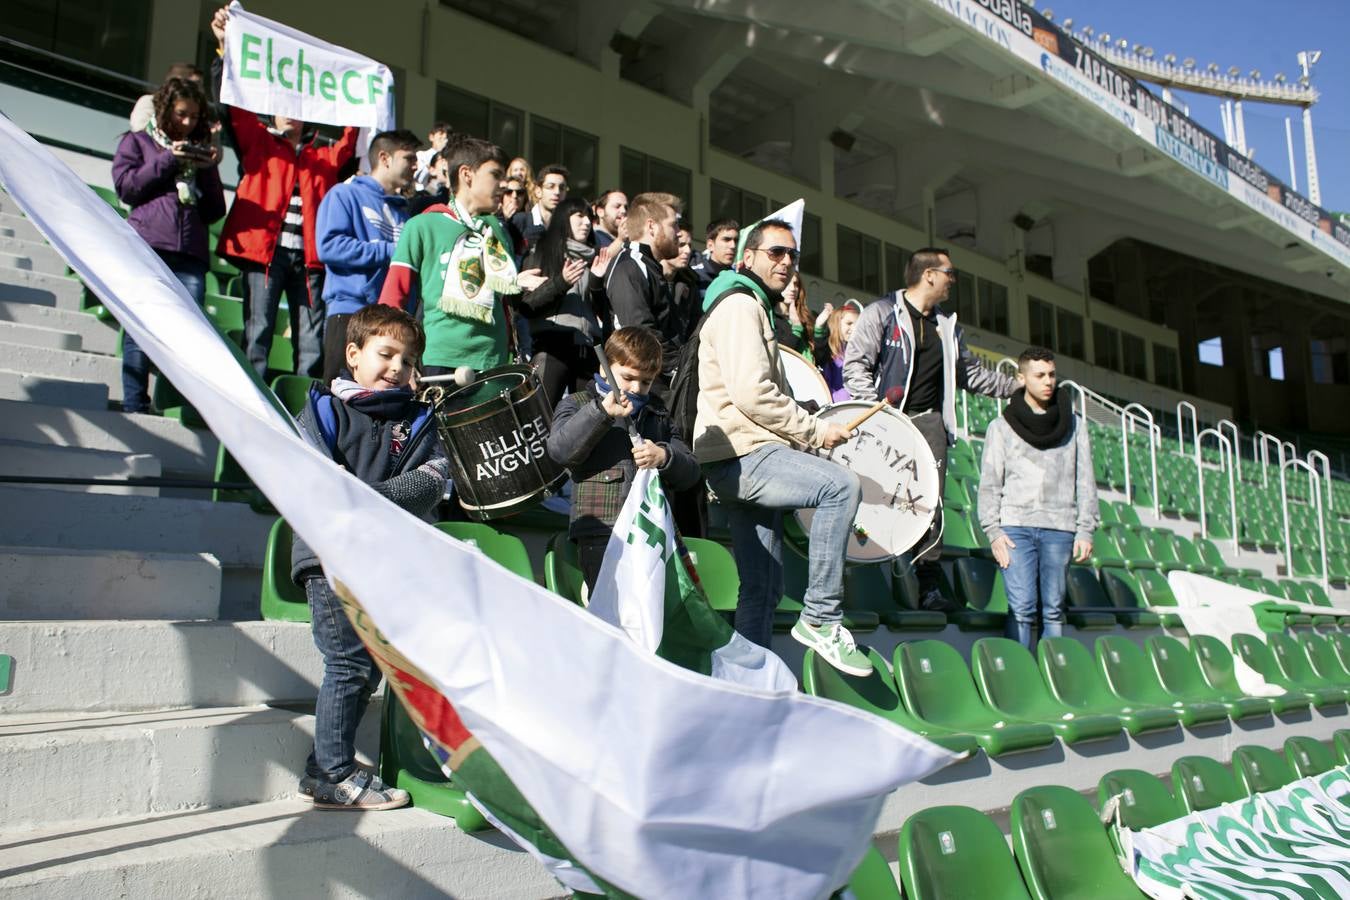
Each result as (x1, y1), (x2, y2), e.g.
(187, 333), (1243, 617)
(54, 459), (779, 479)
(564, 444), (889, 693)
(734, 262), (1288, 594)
(799, 212), (822, 277)
(709, 180), (764, 230)
(619, 148), (692, 222)
(976, 279), (1008, 335)
(3, 0), (153, 79)
(530, 116), (597, 198)
(837, 225), (881, 294)
(1056, 309), (1084, 359)
(1197, 336), (1225, 367)
(884, 243), (909, 294)
(950, 270), (976, 323)
(1153, 344), (1180, 390)
(1121, 333), (1147, 380)
(434, 83), (523, 160)
(1093, 322), (1121, 372)
(1028, 297), (1055, 349)
(1310, 337), (1349, 385)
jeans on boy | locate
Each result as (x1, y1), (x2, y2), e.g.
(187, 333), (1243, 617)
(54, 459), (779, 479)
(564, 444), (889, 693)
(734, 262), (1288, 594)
(122, 250), (206, 413)
(1000, 525), (1074, 651)
(243, 248), (325, 380)
(305, 576), (382, 783)
(703, 444), (861, 649)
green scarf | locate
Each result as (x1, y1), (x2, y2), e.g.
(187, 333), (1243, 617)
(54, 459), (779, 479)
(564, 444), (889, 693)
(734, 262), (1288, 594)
(437, 197), (521, 324)
(144, 120), (198, 206)
(701, 268), (775, 326)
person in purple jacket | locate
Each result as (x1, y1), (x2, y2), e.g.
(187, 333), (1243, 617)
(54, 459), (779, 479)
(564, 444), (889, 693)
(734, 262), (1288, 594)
(111, 76), (226, 413)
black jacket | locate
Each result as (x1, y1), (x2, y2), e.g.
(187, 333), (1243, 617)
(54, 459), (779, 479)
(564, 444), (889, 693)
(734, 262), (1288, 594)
(604, 241), (681, 378)
(689, 250), (728, 302)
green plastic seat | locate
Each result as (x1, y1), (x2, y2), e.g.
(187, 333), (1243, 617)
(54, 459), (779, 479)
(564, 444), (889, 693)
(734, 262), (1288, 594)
(1095, 636), (1227, 727)
(1098, 769), (1184, 831)
(894, 640), (1057, 756)
(801, 647), (978, 756)
(1171, 755), (1244, 813)
(1090, 568), (1163, 628)
(1146, 635), (1273, 721)
(1011, 785), (1146, 900)
(971, 638), (1122, 744)
(948, 440), (980, 481)
(1230, 634), (1346, 708)
(940, 507), (979, 559)
(1088, 527), (1128, 569)
(203, 293), (244, 332)
(1038, 638), (1180, 735)
(1063, 566), (1140, 628)
(898, 805), (1032, 900)
(1327, 632), (1350, 672)
(1269, 632), (1350, 695)
(212, 444), (274, 513)
(949, 557), (1009, 632)
(778, 540), (880, 631)
(1140, 529), (1192, 574)
(846, 845), (902, 900)
(943, 476), (968, 512)
(433, 522), (534, 581)
(1284, 736), (1338, 778)
(1231, 744), (1297, 795)
(1194, 537), (1241, 577)
(1098, 501), (1120, 525)
(543, 532), (587, 606)
(1107, 527), (1159, 572)
(1298, 632), (1350, 685)
(270, 374), (319, 417)
(1333, 729), (1350, 765)
(1189, 635), (1309, 715)
(1170, 535), (1216, 575)
(847, 563), (945, 631)
(260, 518), (309, 622)
(89, 183), (127, 215)
(1115, 504), (1142, 527)
(379, 694), (488, 832)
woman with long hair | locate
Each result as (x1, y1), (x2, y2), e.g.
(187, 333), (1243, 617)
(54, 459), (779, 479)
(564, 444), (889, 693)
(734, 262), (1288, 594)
(518, 195), (609, 406)
(508, 157), (538, 206)
(111, 76), (225, 412)
(819, 301), (861, 402)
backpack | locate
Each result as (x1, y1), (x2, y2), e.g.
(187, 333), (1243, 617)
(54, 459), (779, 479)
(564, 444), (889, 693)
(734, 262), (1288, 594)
(667, 285), (741, 442)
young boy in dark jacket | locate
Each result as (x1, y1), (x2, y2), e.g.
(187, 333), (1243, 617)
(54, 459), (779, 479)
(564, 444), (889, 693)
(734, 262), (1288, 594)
(546, 327), (700, 590)
(290, 304), (448, 810)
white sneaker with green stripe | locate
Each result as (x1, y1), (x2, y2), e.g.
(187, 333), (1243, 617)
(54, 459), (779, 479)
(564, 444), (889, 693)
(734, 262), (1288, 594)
(791, 619), (872, 676)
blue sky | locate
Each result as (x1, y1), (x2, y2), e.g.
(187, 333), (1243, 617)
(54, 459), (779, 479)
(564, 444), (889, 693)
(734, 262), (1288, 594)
(1047, 0), (1350, 213)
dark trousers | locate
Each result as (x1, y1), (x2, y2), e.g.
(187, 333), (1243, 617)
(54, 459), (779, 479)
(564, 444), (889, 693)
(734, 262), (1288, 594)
(908, 410), (949, 570)
(576, 534), (610, 593)
(321, 313), (354, 384)
(122, 251), (206, 413)
(241, 248), (325, 380)
(532, 332), (598, 410)
(305, 576), (381, 783)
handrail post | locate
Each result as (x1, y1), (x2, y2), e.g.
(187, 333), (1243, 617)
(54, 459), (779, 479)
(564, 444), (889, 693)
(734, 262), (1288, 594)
(996, 358), (1017, 411)
(1120, 407), (1132, 508)
(1124, 403), (1159, 517)
(1197, 427), (1237, 553)
(1308, 450), (1332, 514)
(1217, 419), (1241, 482)
(1281, 458), (1329, 591)
(1176, 401), (1198, 456)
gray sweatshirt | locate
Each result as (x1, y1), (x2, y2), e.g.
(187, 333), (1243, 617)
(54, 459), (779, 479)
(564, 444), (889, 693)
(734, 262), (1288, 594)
(977, 412), (1099, 544)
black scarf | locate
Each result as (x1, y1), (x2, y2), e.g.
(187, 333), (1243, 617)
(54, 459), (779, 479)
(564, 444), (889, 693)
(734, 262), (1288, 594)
(1003, 386), (1072, 450)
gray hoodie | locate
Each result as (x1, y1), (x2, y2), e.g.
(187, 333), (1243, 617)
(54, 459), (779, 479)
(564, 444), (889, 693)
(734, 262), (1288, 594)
(977, 411), (1099, 544)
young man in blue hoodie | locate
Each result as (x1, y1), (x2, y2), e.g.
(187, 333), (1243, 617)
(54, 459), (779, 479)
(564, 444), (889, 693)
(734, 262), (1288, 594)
(316, 129), (420, 382)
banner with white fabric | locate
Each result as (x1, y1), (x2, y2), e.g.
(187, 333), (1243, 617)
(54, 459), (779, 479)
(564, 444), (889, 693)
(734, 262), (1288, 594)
(1166, 572), (1290, 697)
(220, 1), (394, 131)
(0, 116), (956, 898)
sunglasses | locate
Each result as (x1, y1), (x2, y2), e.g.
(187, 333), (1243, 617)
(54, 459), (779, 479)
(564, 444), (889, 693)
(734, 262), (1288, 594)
(929, 266), (956, 276)
(501, 188), (527, 196)
(752, 245), (800, 263)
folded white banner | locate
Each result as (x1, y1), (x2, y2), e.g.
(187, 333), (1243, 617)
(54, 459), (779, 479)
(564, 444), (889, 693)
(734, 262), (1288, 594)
(220, 1), (394, 132)
(0, 118), (955, 898)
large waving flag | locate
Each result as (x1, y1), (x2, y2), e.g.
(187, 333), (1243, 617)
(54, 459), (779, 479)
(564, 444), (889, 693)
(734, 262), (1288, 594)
(0, 116), (955, 898)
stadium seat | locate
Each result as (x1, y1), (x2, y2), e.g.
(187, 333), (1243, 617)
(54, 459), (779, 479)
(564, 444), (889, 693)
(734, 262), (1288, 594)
(948, 439), (980, 481)
(1193, 537), (1241, 577)
(897, 805), (1032, 900)
(1328, 632), (1350, 673)
(1097, 769), (1184, 832)
(1105, 527), (1159, 571)
(543, 532), (586, 606)
(433, 522), (534, 581)
(1140, 529), (1193, 574)
(948, 556), (1009, 632)
(970, 638), (1122, 743)
(1269, 632), (1350, 694)
(1171, 755), (1244, 813)
(1097, 568), (1177, 628)
(1038, 638), (1180, 735)
(260, 518), (308, 622)
(1146, 635), (1273, 721)
(1284, 736), (1338, 778)
(1010, 785), (1145, 900)
(1189, 635), (1310, 715)
(800, 647), (978, 757)
(1333, 730), (1350, 765)
(940, 507), (979, 559)
(1075, 567), (1158, 628)
(1231, 744), (1297, 795)
(1115, 503), (1142, 527)
(1297, 633), (1350, 685)
(1094, 636), (1227, 727)
(846, 846), (901, 900)
(1061, 567), (1123, 629)
(893, 641), (1057, 756)
(270, 374), (318, 416)
(89, 183), (127, 216)
(379, 696), (488, 832)
(1087, 527), (1128, 569)
(1231, 634), (1347, 707)
(212, 445), (273, 513)
(846, 563), (945, 631)
(778, 541), (880, 631)
(203, 293), (244, 332)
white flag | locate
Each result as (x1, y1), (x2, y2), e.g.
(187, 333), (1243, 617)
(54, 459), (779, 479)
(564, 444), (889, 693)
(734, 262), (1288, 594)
(0, 119), (955, 899)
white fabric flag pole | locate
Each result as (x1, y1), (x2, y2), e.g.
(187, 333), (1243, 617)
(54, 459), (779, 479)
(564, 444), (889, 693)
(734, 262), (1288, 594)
(736, 198), (805, 260)
(221, 1), (394, 132)
(0, 118), (955, 898)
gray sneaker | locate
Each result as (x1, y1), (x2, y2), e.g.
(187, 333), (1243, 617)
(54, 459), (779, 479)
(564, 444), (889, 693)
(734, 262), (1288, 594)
(297, 774), (318, 802)
(791, 619), (872, 676)
(312, 769), (410, 811)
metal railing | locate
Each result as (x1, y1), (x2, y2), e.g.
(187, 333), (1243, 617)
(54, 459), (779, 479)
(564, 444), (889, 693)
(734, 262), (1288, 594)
(1217, 420), (1242, 482)
(1308, 450), (1333, 515)
(1195, 428), (1238, 554)
(1175, 401), (1198, 457)
(1122, 403), (1160, 516)
(1280, 458), (1328, 591)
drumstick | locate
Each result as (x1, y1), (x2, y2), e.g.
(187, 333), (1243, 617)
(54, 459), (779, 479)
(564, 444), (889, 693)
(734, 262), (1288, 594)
(843, 387), (905, 433)
(591, 343), (642, 444)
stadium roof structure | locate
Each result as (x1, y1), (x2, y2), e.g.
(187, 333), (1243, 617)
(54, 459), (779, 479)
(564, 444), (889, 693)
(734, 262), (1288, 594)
(633, 0), (1350, 297)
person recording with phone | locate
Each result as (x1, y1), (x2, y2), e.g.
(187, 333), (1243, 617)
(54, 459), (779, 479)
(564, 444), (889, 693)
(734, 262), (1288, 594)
(518, 196), (610, 407)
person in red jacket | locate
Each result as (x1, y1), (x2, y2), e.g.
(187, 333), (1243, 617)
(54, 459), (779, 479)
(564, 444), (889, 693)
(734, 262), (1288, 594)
(210, 8), (358, 380)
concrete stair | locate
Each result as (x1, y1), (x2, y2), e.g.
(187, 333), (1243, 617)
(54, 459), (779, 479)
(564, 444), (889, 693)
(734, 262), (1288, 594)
(0, 299), (119, 354)
(0, 211), (46, 245)
(0, 261), (85, 310)
(0, 340), (123, 401)
(0, 234), (69, 277)
(0, 546), (221, 619)
(0, 319), (81, 351)
(0, 368), (108, 409)
(0, 439), (161, 495)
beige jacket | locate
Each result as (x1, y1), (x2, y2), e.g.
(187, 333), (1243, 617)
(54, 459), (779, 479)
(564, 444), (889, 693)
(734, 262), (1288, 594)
(692, 292), (828, 463)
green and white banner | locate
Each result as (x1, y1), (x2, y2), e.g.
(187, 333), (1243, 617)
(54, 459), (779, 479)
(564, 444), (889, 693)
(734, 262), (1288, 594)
(1113, 766), (1350, 898)
(220, 1), (394, 131)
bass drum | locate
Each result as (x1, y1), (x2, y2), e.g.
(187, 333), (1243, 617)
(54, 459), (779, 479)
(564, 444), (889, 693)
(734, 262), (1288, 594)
(795, 401), (940, 563)
(779, 346), (830, 408)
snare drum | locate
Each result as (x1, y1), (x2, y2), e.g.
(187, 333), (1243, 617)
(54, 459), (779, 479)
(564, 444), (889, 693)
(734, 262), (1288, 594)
(779, 346), (830, 409)
(795, 401), (940, 562)
(424, 366), (566, 520)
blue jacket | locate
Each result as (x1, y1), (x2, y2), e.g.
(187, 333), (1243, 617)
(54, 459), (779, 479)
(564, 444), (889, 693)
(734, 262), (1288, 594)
(316, 175), (408, 316)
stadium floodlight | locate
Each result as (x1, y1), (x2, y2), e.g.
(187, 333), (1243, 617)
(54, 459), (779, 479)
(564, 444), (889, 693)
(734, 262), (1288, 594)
(1164, 53), (1177, 65)
(1081, 25), (1093, 36)
(1206, 62), (1219, 73)
(1118, 39), (1129, 51)
(1183, 57), (1196, 68)
(1250, 69), (1260, 80)
(1043, 9), (1053, 21)
(1227, 65), (1241, 77)
(1143, 47), (1155, 59)
(1061, 17), (1073, 30)
(1099, 32), (1111, 44)
(1274, 72), (1286, 83)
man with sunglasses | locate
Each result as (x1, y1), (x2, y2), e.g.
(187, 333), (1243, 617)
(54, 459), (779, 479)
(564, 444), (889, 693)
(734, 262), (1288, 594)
(694, 219), (871, 676)
(495, 176), (529, 263)
(843, 247), (1016, 611)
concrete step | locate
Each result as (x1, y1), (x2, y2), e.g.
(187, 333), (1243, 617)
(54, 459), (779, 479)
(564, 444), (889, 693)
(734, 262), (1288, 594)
(0, 703), (381, 831)
(0, 546), (221, 620)
(0, 211), (45, 245)
(0, 486), (271, 567)
(0, 619), (320, 712)
(0, 340), (122, 400)
(0, 798), (559, 900)
(0, 368), (109, 410)
(0, 298), (118, 355)
(0, 319), (81, 351)
(0, 439), (161, 496)
(0, 263), (84, 310)
(0, 399), (217, 477)
(0, 235), (69, 277)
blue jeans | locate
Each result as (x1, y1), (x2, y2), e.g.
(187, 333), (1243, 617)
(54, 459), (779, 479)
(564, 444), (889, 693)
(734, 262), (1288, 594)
(121, 251), (206, 413)
(243, 247), (325, 380)
(305, 577), (382, 783)
(1001, 526), (1073, 651)
(703, 444), (861, 648)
